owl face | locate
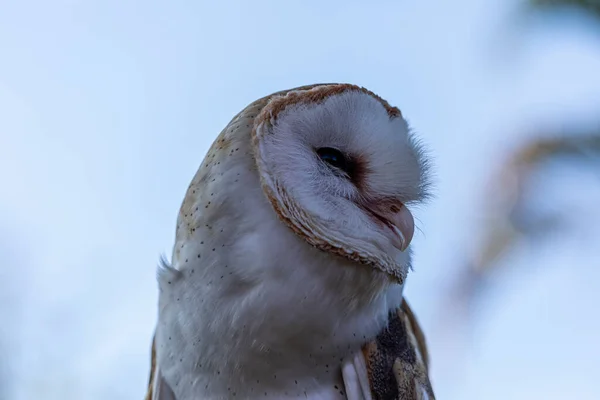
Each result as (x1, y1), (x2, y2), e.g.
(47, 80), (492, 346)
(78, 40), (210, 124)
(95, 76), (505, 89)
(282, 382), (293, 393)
(253, 85), (430, 282)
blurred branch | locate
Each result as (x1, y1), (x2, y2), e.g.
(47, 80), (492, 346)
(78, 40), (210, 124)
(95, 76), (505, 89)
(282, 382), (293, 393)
(528, 0), (600, 21)
(434, 0), (600, 387)
(434, 132), (600, 382)
(446, 131), (600, 322)
(474, 133), (600, 273)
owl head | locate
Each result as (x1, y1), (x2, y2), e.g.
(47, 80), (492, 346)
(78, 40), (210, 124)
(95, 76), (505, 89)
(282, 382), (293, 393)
(252, 84), (431, 283)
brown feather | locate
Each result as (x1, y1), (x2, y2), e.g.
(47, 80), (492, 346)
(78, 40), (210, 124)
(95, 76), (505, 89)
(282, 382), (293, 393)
(362, 299), (435, 400)
(145, 333), (157, 400)
(400, 300), (430, 370)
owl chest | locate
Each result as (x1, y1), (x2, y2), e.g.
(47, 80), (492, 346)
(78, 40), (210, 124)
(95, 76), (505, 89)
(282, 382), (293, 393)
(157, 305), (358, 399)
(156, 279), (376, 400)
(181, 375), (351, 400)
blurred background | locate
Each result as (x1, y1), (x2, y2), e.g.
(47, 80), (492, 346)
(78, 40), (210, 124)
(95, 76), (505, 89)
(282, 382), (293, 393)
(1, 0), (599, 399)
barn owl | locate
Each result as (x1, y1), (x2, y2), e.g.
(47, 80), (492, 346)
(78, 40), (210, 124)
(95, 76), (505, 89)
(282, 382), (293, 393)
(145, 83), (435, 400)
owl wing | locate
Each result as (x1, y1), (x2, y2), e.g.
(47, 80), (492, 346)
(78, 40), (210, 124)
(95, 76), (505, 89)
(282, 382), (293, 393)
(343, 298), (435, 400)
(145, 333), (176, 400)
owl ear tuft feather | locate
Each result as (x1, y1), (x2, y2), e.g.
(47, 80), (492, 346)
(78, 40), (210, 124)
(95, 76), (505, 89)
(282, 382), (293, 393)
(157, 254), (182, 289)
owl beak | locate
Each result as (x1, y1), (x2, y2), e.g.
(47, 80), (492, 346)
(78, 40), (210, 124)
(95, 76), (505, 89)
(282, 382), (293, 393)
(387, 204), (415, 251)
(366, 203), (415, 252)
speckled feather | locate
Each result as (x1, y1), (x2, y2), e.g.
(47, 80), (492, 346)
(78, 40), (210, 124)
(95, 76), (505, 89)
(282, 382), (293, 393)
(146, 299), (434, 399)
(146, 84), (435, 399)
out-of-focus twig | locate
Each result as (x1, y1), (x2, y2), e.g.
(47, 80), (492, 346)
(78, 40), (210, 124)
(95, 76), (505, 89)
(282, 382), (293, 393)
(433, 0), (600, 388)
(435, 131), (600, 380)
(457, 133), (600, 308)
(474, 133), (600, 270)
(528, 0), (600, 21)
(435, 132), (600, 360)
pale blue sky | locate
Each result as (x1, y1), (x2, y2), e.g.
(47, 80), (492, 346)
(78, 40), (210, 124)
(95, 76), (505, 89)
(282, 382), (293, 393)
(1, 1), (600, 399)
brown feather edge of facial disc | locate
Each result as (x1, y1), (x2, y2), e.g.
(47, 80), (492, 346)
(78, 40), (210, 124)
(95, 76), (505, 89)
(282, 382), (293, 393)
(255, 83), (402, 127)
(250, 83), (405, 283)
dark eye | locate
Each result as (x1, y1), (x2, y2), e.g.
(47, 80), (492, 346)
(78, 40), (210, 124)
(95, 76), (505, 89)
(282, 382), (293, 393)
(316, 147), (348, 172)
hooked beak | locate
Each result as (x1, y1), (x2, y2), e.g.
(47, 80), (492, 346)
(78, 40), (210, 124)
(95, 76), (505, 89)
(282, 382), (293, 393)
(364, 202), (415, 252)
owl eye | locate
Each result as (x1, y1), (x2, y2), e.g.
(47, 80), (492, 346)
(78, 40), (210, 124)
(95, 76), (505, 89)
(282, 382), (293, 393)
(316, 147), (348, 172)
